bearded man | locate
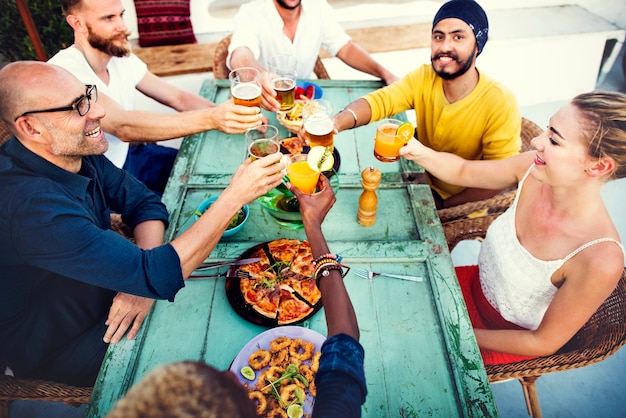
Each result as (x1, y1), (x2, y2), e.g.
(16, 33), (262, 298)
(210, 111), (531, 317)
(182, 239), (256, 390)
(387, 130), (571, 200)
(49, 0), (265, 194)
(228, 0), (398, 112)
(334, 0), (522, 209)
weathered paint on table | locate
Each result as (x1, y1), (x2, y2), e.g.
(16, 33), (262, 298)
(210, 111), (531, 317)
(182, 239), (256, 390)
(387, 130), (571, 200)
(86, 79), (497, 418)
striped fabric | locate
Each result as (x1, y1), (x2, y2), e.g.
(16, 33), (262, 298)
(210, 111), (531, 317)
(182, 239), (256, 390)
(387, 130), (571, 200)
(134, 0), (197, 47)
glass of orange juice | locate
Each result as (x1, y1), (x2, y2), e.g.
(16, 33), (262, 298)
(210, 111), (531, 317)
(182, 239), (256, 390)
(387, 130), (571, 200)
(374, 118), (407, 162)
(286, 154), (320, 194)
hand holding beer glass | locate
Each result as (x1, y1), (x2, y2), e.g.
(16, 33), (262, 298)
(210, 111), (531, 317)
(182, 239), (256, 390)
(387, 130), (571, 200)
(245, 125), (280, 160)
(302, 99), (334, 151)
(229, 67), (262, 108)
(268, 54), (297, 113)
(374, 118), (414, 162)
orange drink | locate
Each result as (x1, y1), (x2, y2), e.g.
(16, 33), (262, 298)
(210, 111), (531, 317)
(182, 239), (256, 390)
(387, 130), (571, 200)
(287, 154), (320, 194)
(374, 118), (406, 162)
(229, 67), (262, 108)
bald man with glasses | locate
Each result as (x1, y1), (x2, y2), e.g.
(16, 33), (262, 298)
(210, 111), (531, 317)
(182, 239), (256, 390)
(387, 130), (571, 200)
(0, 61), (285, 386)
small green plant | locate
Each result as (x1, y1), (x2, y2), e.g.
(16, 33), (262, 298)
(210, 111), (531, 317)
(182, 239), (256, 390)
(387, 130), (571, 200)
(0, 0), (73, 62)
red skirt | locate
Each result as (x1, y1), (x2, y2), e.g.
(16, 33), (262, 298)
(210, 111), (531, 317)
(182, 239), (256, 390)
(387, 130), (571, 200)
(455, 265), (538, 365)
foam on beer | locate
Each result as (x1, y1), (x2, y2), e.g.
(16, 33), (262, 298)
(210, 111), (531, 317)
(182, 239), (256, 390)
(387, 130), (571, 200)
(232, 83), (261, 100)
(304, 114), (333, 135)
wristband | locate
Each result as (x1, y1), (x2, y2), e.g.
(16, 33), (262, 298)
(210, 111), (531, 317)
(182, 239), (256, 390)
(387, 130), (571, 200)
(343, 108), (357, 129)
(315, 263), (348, 288)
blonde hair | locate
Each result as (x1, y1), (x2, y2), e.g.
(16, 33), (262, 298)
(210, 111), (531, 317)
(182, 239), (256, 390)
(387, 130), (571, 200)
(572, 91), (626, 179)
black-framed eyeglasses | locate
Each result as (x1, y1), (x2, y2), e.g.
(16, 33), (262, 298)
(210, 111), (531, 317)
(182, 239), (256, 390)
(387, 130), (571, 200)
(14, 84), (98, 122)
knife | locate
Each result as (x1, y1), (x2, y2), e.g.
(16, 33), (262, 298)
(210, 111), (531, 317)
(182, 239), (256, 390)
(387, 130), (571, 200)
(196, 257), (261, 271)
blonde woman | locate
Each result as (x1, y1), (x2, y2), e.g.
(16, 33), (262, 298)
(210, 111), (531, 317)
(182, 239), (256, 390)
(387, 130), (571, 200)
(401, 91), (626, 364)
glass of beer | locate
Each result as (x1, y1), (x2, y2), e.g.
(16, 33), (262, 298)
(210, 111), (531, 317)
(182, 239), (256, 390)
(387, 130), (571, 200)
(374, 118), (406, 162)
(286, 154), (320, 194)
(245, 125), (280, 160)
(229, 67), (262, 108)
(302, 99), (334, 151)
(268, 54), (297, 112)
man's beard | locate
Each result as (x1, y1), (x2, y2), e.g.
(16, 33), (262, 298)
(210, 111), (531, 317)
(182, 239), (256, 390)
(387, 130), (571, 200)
(87, 26), (131, 58)
(431, 49), (476, 80)
(275, 0), (301, 11)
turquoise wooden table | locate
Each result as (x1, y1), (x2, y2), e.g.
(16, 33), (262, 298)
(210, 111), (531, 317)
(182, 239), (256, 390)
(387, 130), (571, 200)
(85, 79), (497, 417)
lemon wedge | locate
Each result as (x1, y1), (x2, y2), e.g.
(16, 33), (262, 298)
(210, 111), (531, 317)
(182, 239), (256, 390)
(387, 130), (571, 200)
(307, 146), (334, 172)
(287, 404), (304, 418)
(396, 122), (415, 142)
(240, 366), (255, 381)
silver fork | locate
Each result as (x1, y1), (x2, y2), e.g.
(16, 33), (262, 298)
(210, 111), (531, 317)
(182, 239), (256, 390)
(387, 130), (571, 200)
(188, 270), (251, 280)
(353, 267), (423, 283)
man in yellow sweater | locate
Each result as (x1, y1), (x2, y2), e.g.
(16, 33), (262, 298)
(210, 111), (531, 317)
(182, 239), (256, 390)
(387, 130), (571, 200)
(335, 0), (521, 209)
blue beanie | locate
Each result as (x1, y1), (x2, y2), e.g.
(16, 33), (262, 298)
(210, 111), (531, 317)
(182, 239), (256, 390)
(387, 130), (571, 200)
(432, 0), (489, 55)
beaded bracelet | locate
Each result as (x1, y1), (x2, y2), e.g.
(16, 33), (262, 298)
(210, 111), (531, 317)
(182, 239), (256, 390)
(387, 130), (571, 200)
(315, 263), (344, 288)
(312, 253), (342, 269)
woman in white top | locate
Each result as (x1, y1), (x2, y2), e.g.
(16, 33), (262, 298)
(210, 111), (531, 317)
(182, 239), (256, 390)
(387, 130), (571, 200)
(401, 91), (626, 364)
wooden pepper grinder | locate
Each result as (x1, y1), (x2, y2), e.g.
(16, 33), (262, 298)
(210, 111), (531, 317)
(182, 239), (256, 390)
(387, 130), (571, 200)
(357, 167), (382, 226)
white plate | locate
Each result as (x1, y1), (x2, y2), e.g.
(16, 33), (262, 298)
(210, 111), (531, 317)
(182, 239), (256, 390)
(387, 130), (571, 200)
(230, 326), (326, 415)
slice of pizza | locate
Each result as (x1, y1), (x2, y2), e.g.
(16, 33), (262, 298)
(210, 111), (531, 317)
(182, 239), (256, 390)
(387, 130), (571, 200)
(289, 240), (314, 278)
(240, 277), (280, 320)
(281, 268), (321, 307)
(277, 285), (314, 325)
(267, 238), (300, 267)
(281, 136), (306, 155)
(238, 246), (272, 279)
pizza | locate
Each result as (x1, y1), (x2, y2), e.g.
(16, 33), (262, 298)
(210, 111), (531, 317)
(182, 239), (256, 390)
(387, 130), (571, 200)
(280, 136), (306, 155)
(236, 239), (322, 325)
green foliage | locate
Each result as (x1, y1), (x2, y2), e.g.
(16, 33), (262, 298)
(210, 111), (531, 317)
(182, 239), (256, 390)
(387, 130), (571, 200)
(0, 0), (73, 62)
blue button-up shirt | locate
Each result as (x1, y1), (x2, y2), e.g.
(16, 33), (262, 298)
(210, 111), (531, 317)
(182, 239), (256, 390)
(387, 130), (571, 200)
(0, 138), (184, 385)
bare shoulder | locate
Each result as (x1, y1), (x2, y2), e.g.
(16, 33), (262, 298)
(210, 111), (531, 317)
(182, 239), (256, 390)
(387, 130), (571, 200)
(572, 240), (624, 290)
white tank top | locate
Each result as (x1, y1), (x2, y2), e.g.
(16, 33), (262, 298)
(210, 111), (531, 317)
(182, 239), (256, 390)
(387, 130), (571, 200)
(477, 167), (624, 330)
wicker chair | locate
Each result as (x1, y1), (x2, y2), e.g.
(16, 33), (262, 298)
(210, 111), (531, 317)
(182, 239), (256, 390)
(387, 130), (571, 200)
(445, 216), (626, 418)
(0, 371), (91, 418)
(437, 117), (543, 225)
(212, 33), (330, 80)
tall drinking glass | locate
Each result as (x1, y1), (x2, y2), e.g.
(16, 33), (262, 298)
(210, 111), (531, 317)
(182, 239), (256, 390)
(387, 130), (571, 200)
(302, 99), (334, 151)
(229, 67), (262, 108)
(245, 125), (280, 160)
(268, 54), (297, 112)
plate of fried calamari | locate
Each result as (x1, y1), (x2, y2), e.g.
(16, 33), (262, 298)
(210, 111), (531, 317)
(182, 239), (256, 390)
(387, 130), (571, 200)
(230, 326), (326, 417)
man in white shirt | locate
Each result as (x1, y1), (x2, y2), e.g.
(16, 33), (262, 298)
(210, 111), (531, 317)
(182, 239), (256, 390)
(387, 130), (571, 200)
(228, 0), (398, 112)
(50, 0), (264, 193)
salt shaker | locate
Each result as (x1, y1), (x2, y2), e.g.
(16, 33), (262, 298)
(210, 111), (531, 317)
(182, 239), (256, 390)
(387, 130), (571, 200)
(357, 167), (382, 226)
